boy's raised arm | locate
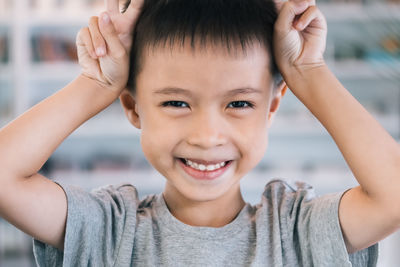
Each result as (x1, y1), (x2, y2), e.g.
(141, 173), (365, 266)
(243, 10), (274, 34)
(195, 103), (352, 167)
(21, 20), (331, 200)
(274, 0), (400, 253)
(0, 75), (118, 251)
(288, 65), (400, 253)
(0, 0), (143, 251)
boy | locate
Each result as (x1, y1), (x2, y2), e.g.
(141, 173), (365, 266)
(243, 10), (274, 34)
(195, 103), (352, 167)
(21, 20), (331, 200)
(0, 0), (399, 265)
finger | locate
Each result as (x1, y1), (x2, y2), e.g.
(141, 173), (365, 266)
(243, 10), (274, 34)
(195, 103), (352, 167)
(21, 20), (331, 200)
(98, 12), (127, 59)
(294, 6), (323, 31)
(275, 1), (310, 33)
(123, 0), (144, 20)
(89, 16), (107, 57)
(274, 0), (315, 11)
(290, 0), (315, 4)
(77, 27), (97, 59)
(105, 0), (119, 14)
(273, 0), (283, 11)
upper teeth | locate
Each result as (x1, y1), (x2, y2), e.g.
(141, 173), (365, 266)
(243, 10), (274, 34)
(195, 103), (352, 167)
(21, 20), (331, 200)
(185, 159), (226, 171)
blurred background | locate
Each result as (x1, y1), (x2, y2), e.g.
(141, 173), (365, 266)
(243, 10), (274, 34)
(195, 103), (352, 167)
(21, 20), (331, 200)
(0, 0), (399, 266)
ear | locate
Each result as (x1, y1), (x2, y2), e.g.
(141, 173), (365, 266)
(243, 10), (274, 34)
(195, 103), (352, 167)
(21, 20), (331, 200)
(268, 80), (288, 126)
(119, 89), (141, 129)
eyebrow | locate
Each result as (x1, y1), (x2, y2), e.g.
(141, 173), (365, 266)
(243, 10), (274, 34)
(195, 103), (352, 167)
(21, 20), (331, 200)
(153, 87), (263, 97)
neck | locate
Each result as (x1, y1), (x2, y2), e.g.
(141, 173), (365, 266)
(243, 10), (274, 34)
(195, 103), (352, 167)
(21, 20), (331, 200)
(162, 183), (246, 227)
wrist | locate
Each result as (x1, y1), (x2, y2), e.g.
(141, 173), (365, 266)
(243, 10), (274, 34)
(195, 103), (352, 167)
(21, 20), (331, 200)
(78, 73), (122, 102)
(282, 62), (329, 91)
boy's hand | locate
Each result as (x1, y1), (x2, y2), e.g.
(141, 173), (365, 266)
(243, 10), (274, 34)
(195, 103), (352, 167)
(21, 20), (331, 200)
(76, 0), (144, 96)
(273, 0), (327, 79)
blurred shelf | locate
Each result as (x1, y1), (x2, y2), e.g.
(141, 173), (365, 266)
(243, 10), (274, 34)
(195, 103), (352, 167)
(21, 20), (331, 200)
(26, 5), (103, 27)
(0, 64), (11, 79)
(27, 15), (90, 27)
(242, 167), (360, 197)
(70, 108), (141, 138)
(29, 62), (80, 81)
(271, 113), (399, 137)
(70, 119), (140, 138)
(320, 3), (400, 22)
(0, 16), (11, 27)
(327, 59), (400, 81)
(52, 169), (165, 198)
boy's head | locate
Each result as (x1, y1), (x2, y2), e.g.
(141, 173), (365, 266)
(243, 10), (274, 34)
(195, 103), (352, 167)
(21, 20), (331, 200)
(119, 0), (287, 204)
(123, 0), (283, 94)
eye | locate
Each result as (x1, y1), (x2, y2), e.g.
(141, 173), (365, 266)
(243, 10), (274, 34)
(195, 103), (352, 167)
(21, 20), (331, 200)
(227, 101), (254, 109)
(161, 101), (189, 108)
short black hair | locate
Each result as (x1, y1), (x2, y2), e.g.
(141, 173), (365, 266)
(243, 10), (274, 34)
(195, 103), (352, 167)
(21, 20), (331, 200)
(123, 0), (282, 94)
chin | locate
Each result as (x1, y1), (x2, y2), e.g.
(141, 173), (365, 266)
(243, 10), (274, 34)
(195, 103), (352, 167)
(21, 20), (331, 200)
(179, 182), (236, 203)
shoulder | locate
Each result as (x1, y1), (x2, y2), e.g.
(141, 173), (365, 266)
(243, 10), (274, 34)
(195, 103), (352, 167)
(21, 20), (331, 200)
(55, 182), (142, 219)
(264, 178), (314, 192)
(257, 178), (343, 220)
(33, 182), (143, 266)
(90, 183), (139, 202)
(261, 178), (316, 204)
(254, 179), (379, 265)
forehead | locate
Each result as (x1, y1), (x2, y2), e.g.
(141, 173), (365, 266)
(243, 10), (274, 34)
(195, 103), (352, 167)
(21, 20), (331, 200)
(136, 40), (273, 95)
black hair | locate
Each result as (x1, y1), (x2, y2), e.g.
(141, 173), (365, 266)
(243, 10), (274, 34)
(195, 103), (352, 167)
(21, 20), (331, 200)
(123, 0), (282, 94)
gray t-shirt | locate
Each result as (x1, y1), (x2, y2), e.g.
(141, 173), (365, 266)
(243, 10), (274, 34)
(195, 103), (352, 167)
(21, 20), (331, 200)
(33, 179), (378, 266)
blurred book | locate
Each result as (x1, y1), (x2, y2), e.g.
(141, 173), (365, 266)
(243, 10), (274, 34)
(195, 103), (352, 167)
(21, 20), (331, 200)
(0, 35), (9, 63)
(30, 0), (105, 14)
(31, 34), (77, 62)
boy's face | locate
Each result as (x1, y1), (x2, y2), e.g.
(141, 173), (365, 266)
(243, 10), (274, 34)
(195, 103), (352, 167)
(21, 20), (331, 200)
(120, 41), (286, 204)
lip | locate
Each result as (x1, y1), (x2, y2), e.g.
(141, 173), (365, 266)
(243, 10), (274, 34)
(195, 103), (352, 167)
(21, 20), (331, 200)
(177, 158), (232, 181)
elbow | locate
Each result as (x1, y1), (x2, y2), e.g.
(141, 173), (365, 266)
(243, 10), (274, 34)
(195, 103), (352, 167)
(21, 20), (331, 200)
(390, 147), (400, 227)
(386, 196), (400, 230)
(393, 207), (400, 230)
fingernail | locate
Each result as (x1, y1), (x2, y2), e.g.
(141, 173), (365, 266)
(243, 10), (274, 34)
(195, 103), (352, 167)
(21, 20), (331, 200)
(96, 47), (105, 56)
(102, 13), (110, 24)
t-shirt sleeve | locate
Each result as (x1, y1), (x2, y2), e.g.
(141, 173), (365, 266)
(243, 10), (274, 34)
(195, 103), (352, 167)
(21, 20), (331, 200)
(265, 179), (378, 267)
(32, 181), (139, 267)
(297, 189), (378, 266)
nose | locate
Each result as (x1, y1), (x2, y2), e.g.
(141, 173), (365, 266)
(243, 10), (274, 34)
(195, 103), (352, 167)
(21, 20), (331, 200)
(186, 110), (228, 149)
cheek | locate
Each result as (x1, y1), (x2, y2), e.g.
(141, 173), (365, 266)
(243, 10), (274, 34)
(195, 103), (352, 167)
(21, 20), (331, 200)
(236, 113), (269, 168)
(138, 111), (165, 159)
(139, 109), (181, 169)
(140, 130), (176, 176)
(237, 109), (268, 143)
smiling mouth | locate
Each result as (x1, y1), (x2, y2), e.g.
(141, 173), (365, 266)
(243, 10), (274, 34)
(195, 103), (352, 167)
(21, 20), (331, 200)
(178, 158), (232, 172)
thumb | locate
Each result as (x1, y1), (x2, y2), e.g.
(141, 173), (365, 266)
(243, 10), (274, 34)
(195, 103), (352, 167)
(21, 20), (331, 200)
(98, 12), (127, 59)
(275, 1), (309, 34)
